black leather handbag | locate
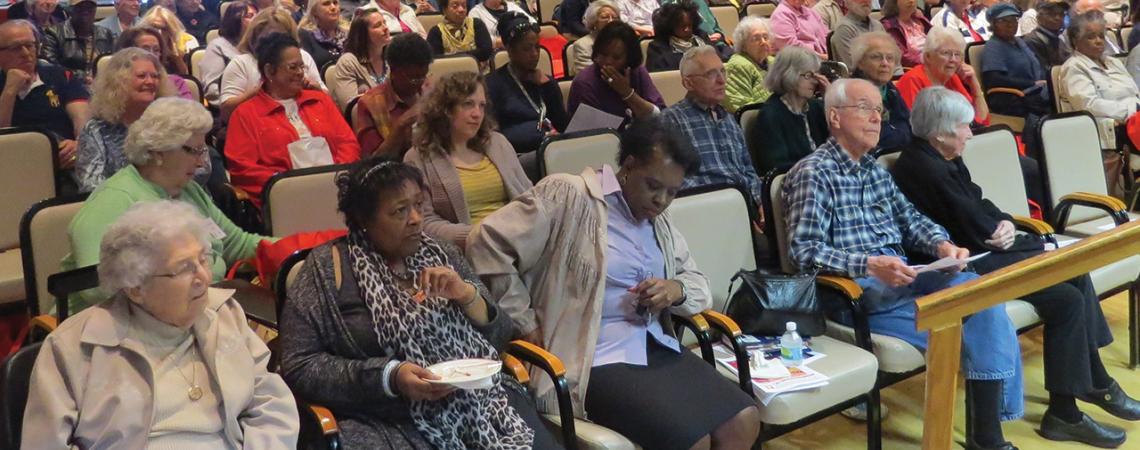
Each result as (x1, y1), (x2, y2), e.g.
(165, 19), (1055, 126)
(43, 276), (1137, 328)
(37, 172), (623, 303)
(723, 268), (827, 337)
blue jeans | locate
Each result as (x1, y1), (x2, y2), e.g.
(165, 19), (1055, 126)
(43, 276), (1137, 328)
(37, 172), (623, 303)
(853, 271), (1025, 421)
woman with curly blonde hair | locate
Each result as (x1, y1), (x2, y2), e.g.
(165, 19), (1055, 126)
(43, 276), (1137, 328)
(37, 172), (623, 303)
(403, 70), (532, 249)
(140, 5), (199, 56)
(75, 47), (177, 192)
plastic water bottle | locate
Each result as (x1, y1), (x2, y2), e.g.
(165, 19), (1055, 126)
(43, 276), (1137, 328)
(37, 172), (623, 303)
(780, 321), (804, 367)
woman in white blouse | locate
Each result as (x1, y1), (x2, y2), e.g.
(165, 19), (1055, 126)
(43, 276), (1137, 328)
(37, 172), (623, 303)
(199, 0), (257, 104)
(360, 0), (426, 37)
(468, 0), (534, 48)
(1061, 10), (1140, 124)
(218, 6), (326, 119)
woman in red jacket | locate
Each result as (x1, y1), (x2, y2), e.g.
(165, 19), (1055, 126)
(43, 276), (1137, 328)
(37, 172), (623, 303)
(226, 32), (361, 206)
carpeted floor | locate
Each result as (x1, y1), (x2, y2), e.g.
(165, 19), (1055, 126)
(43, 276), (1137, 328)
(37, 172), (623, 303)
(764, 292), (1140, 449)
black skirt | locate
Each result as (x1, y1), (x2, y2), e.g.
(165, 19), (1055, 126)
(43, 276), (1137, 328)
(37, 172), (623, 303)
(584, 340), (755, 450)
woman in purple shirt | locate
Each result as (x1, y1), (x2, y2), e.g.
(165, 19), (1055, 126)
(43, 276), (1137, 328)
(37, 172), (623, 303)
(567, 21), (666, 127)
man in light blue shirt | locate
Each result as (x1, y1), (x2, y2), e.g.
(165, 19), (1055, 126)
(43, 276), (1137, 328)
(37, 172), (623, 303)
(95, 0), (140, 39)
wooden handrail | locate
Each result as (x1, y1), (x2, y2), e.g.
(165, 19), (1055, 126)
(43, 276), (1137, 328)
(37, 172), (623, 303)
(916, 220), (1140, 449)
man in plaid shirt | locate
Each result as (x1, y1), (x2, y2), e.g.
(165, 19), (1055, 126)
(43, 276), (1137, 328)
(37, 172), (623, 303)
(782, 79), (1023, 448)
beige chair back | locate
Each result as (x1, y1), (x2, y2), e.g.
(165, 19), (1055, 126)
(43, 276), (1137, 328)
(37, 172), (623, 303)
(220, 1), (234, 17)
(1039, 113), (1115, 224)
(747, 2), (776, 17)
(738, 104), (762, 161)
(539, 0), (559, 22)
(558, 79), (572, 110)
(184, 75), (203, 104)
(95, 5), (114, 19)
(1121, 26), (1133, 51)
(640, 38), (651, 65)
(94, 53), (112, 78)
(966, 42), (984, 84)
(1, 130), (56, 250)
(189, 47), (207, 80)
(960, 127), (1031, 216)
(563, 39), (580, 77)
(418, 13), (445, 32)
(205, 29), (220, 45)
(928, 6), (943, 18)
(1051, 65), (1073, 113)
(21, 197), (85, 315)
(710, 5), (740, 38)
(539, 130), (621, 176)
(649, 70), (686, 106)
(263, 166), (348, 236)
(493, 47), (554, 77)
(768, 173), (797, 274)
(876, 152), (900, 170)
(869, 10), (884, 22)
(323, 62), (337, 85)
(428, 54), (480, 83)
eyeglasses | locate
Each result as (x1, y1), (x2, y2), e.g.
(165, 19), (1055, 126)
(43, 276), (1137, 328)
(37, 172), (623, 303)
(0, 41), (38, 53)
(152, 250), (213, 281)
(863, 52), (898, 63)
(688, 68), (727, 82)
(934, 49), (964, 60)
(181, 145), (209, 157)
(798, 71), (818, 80)
(280, 62), (306, 72)
(836, 103), (885, 117)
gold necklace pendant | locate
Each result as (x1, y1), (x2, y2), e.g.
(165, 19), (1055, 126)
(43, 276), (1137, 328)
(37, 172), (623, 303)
(188, 385), (204, 401)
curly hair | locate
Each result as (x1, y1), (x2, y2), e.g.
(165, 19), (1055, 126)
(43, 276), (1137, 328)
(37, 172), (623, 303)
(652, 0), (702, 40)
(99, 200), (215, 296)
(237, 6), (300, 53)
(90, 47), (176, 123)
(413, 71), (496, 157)
(115, 26), (188, 76)
(336, 159), (427, 232)
(124, 97), (213, 165)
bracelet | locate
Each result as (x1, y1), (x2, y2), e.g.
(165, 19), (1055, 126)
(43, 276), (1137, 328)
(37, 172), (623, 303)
(622, 89), (635, 101)
(458, 282), (481, 308)
(671, 280), (688, 307)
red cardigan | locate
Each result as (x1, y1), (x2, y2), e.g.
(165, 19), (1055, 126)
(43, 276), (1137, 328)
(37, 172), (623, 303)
(894, 64), (990, 125)
(226, 89), (361, 206)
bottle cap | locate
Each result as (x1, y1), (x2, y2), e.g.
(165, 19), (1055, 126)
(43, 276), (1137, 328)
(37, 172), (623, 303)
(786, 321), (796, 331)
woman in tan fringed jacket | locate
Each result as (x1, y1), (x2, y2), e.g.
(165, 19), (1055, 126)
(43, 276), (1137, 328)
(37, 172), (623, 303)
(467, 117), (760, 450)
(404, 71), (533, 249)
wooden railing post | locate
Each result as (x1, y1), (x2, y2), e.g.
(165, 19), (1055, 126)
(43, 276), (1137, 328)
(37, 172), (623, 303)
(921, 324), (962, 450)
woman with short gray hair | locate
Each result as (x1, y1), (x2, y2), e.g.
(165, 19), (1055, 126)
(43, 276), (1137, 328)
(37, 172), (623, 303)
(750, 46), (830, 174)
(63, 97), (272, 313)
(74, 47), (177, 193)
(722, 16), (773, 112)
(566, 0), (621, 76)
(24, 200), (300, 449)
(893, 86), (1139, 449)
(851, 31), (913, 152)
(895, 25), (989, 124)
(1063, 10), (1140, 124)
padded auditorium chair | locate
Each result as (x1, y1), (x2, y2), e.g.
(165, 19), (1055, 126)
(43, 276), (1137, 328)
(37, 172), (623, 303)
(0, 128), (58, 311)
(261, 164), (351, 236)
(537, 129), (622, 177)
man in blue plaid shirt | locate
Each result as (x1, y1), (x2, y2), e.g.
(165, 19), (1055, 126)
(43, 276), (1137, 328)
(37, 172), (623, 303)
(661, 46), (766, 226)
(782, 79), (1024, 448)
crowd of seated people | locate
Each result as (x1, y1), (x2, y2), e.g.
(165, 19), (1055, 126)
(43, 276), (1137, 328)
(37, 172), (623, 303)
(13, 0), (1140, 448)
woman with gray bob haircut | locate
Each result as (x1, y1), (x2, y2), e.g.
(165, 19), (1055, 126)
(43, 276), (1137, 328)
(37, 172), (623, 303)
(892, 87), (1139, 448)
(722, 16), (774, 111)
(567, 0), (621, 75)
(23, 200), (300, 449)
(750, 46), (830, 174)
(62, 97), (273, 313)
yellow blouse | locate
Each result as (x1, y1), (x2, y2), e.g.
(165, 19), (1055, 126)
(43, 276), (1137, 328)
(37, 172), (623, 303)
(455, 156), (508, 225)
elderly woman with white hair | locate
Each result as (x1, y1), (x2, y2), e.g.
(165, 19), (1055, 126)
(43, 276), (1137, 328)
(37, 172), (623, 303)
(24, 200), (299, 449)
(892, 86), (1140, 449)
(850, 31), (913, 152)
(896, 25), (989, 125)
(750, 45), (830, 174)
(722, 16), (773, 112)
(567, 0), (621, 76)
(74, 47), (178, 193)
(64, 97), (272, 313)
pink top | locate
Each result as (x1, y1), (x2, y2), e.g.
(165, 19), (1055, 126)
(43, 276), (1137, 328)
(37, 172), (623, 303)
(769, 2), (830, 56)
(900, 18), (927, 67)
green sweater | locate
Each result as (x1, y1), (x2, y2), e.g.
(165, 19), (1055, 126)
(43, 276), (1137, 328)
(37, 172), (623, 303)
(62, 165), (270, 313)
(723, 53), (774, 113)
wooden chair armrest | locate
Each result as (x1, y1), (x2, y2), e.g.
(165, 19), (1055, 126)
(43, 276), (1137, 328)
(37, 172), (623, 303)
(1053, 192), (1130, 232)
(307, 404), (339, 436)
(673, 312), (714, 364)
(1010, 215), (1055, 235)
(701, 310), (741, 337)
(700, 310), (753, 395)
(986, 87), (1026, 97)
(672, 312), (710, 334)
(229, 184), (252, 202)
(30, 314), (58, 333)
(817, 275), (863, 299)
(505, 340), (578, 449)
(501, 353), (530, 384)
(1059, 192), (1128, 212)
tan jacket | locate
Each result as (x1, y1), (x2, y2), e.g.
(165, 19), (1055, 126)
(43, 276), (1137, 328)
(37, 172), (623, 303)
(22, 288), (299, 450)
(466, 168), (711, 418)
(404, 131), (534, 249)
(330, 52), (378, 112)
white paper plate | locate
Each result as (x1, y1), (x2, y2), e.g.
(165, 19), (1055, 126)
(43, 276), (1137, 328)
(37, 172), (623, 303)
(425, 359), (501, 390)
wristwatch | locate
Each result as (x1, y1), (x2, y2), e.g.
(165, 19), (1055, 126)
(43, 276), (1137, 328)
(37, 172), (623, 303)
(671, 281), (688, 307)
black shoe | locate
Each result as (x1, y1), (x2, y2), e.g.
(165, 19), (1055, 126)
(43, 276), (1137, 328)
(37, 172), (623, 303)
(964, 440), (1018, 450)
(1079, 381), (1140, 421)
(1038, 411), (1126, 448)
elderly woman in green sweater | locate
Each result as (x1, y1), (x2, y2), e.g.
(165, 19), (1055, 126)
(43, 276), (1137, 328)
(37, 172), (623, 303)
(723, 16), (774, 112)
(62, 97), (273, 313)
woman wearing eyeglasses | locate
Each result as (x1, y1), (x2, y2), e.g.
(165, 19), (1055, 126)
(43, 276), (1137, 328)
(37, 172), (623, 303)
(28, 200), (299, 449)
(894, 26), (990, 125)
(63, 97), (273, 315)
(225, 32), (360, 207)
(749, 46), (830, 175)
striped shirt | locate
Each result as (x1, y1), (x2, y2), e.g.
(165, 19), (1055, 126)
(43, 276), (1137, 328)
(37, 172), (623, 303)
(782, 138), (949, 278)
(456, 156), (508, 226)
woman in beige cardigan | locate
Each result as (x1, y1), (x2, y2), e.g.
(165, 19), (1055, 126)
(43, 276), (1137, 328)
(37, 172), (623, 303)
(467, 117), (760, 450)
(404, 71), (533, 249)
(22, 201), (298, 449)
(330, 9), (391, 110)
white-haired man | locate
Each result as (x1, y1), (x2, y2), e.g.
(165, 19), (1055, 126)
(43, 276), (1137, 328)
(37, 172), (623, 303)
(95, 0), (140, 39)
(782, 79), (1024, 450)
(661, 45), (767, 226)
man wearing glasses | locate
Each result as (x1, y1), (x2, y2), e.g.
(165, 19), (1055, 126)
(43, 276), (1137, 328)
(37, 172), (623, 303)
(0, 19), (90, 194)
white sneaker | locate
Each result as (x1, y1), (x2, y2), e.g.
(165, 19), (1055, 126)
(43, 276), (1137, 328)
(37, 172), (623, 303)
(841, 402), (889, 421)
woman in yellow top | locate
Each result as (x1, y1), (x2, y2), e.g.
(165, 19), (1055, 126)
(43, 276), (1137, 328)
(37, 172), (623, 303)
(403, 71), (533, 249)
